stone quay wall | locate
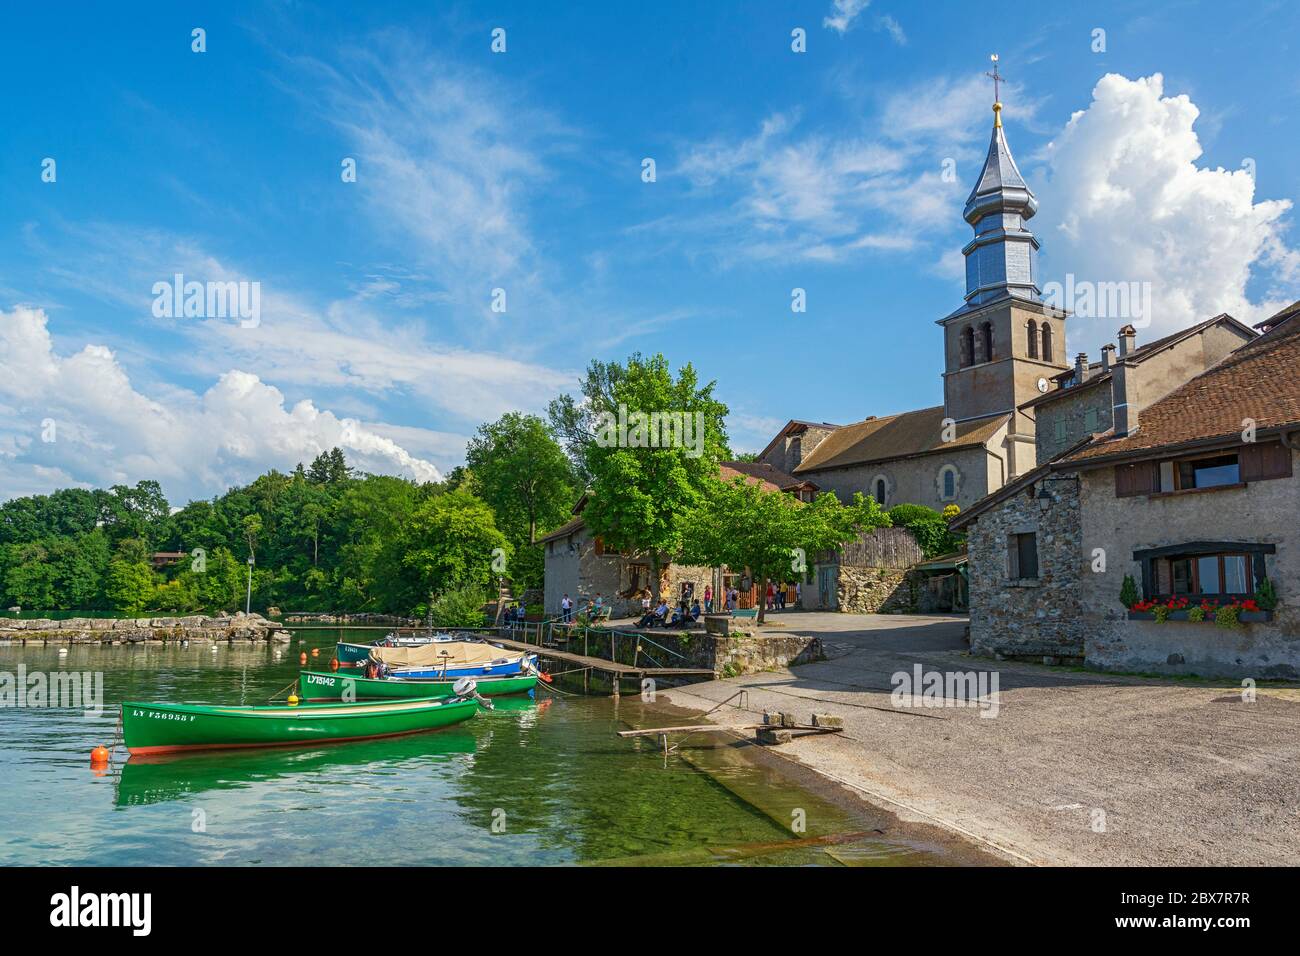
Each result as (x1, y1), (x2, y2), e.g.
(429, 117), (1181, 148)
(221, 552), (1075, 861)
(0, 612), (290, 645)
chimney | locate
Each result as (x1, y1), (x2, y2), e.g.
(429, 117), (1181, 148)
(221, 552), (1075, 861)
(1101, 343), (1115, 373)
(1074, 352), (1090, 386)
(1117, 324), (1137, 357)
(1112, 360), (1138, 437)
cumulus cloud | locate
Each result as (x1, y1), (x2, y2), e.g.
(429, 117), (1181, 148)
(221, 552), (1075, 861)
(1039, 73), (1297, 344)
(0, 306), (443, 503)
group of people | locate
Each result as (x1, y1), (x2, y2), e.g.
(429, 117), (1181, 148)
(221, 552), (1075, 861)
(636, 593), (701, 628)
(558, 593), (602, 624)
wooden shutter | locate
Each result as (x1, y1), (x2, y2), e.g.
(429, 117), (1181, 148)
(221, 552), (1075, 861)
(1115, 460), (1159, 497)
(1240, 441), (1293, 482)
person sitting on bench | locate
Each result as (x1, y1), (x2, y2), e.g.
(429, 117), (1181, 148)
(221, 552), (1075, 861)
(638, 600), (669, 628)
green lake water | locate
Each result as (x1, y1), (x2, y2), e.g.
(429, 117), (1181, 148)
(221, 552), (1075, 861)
(0, 628), (963, 866)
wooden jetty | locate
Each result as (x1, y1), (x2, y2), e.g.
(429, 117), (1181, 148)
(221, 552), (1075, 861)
(618, 710), (844, 754)
(488, 633), (715, 694)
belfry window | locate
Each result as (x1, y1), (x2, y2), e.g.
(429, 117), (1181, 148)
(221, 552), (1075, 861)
(960, 326), (974, 368)
(1026, 320), (1039, 358)
(1041, 323), (1053, 363)
(980, 322), (994, 363)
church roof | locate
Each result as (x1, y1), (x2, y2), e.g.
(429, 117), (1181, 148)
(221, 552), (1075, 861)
(963, 108), (1038, 225)
(719, 460), (817, 492)
(792, 406), (1008, 474)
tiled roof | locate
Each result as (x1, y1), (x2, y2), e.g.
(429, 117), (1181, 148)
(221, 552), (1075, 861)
(718, 459), (816, 491)
(793, 406), (1008, 474)
(536, 515), (586, 544)
(1066, 306), (1300, 464)
(756, 419), (843, 462)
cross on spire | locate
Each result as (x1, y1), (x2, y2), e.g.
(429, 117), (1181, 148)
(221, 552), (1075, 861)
(985, 53), (1004, 104)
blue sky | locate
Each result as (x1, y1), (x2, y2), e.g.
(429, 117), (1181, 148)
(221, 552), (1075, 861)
(2, 0), (1297, 504)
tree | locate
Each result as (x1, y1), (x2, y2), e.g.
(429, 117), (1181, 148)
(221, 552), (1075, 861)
(394, 490), (510, 615)
(682, 479), (889, 623)
(551, 353), (730, 601)
(466, 412), (578, 551)
(105, 555), (156, 613)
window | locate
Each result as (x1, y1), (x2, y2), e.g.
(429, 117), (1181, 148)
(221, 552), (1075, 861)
(1084, 408), (1098, 432)
(943, 470), (955, 499)
(1167, 553), (1251, 597)
(1135, 542), (1273, 602)
(980, 321), (994, 363)
(960, 326), (974, 368)
(1009, 532), (1039, 580)
(1026, 320), (1039, 358)
(1174, 453), (1240, 490)
(1041, 323), (1053, 363)
(1054, 419), (1066, 442)
(874, 478), (887, 505)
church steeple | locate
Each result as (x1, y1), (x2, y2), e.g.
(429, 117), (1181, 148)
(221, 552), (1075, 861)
(958, 55), (1041, 310)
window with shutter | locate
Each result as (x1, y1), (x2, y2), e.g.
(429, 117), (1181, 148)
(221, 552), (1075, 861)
(1115, 461), (1158, 497)
(1240, 441), (1293, 482)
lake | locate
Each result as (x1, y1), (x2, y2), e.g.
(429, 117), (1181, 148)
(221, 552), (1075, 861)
(0, 627), (970, 866)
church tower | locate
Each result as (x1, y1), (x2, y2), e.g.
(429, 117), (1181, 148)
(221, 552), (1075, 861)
(937, 57), (1067, 477)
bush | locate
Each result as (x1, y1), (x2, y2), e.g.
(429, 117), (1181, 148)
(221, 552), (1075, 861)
(1215, 604), (1242, 630)
(427, 585), (490, 628)
(1256, 577), (1278, 611)
(886, 504), (963, 558)
(1120, 575), (1140, 609)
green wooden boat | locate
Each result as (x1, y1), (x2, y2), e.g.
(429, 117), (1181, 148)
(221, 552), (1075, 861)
(121, 696), (478, 755)
(299, 669), (537, 702)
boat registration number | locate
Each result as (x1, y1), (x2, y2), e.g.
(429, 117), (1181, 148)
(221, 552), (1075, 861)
(131, 709), (197, 722)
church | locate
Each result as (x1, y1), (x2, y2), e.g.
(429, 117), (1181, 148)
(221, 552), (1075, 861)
(757, 91), (1067, 511)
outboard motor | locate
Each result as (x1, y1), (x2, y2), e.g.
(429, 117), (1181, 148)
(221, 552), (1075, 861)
(452, 677), (494, 710)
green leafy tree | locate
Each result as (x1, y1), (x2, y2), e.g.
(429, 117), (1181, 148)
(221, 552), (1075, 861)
(682, 479), (888, 623)
(395, 490), (510, 614)
(551, 353), (730, 601)
(427, 585), (490, 628)
(105, 556), (156, 613)
(466, 412), (578, 547)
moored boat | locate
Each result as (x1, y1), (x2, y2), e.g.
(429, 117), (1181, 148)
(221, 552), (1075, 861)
(336, 630), (461, 665)
(121, 696), (479, 755)
(299, 669), (537, 701)
(364, 640), (537, 679)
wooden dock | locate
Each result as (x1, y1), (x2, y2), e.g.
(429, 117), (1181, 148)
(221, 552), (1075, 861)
(488, 634), (716, 680)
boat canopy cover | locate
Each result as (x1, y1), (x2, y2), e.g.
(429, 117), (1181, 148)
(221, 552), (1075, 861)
(367, 641), (521, 668)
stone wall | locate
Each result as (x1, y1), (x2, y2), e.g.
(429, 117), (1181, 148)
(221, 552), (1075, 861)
(802, 442), (1000, 513)
(0, 612), (289, 645)
(1077, 454), (1300, 678)
(836, 566), (915, 613)
(966, 473), (1087, 661)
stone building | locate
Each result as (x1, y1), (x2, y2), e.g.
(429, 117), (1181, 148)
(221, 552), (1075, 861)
(954, 301), (1300, 677)
(540, 462), (809, 619)
(757, 95), (1067, 511)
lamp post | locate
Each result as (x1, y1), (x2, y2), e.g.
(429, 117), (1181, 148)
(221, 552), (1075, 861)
(246, 556), (255, 614)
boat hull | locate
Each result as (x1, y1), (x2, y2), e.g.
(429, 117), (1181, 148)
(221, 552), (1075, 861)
(121, 697), (478, 755)
(391, 655), (535, 679)
(299, 670), (537, 701)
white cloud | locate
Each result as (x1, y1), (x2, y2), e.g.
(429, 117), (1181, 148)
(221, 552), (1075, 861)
(875, 15), (907, 46)
(0, 306), (445, 503)
(823, 0), (871, 34)
(1039, 73), (1297, 344)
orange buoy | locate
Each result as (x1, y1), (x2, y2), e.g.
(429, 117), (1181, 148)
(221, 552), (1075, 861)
(311, 647), (320, 657)
(287, 694), (300, 706)
(539, 671), (553, 684)
(90, 745), (110, 765)
(299, 652), (308, 665)
(330, 658), (339, 671)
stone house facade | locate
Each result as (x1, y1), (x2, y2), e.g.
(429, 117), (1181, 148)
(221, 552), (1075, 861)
(955, 301), (1300, 678)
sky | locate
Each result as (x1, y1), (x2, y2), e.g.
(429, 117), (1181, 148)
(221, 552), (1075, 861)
(1, 0), (1298, 506)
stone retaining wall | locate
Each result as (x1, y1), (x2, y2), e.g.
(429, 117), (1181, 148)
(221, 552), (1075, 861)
(0, 612), (290, 645)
